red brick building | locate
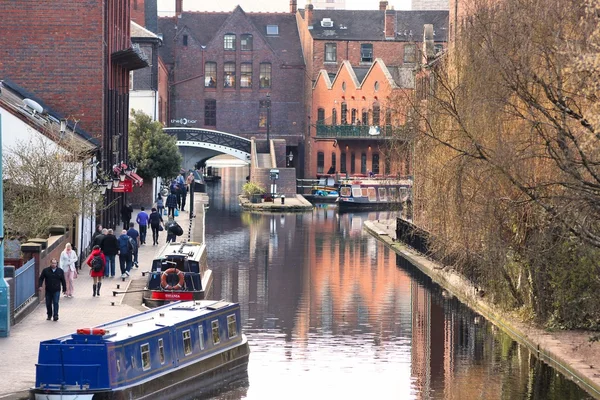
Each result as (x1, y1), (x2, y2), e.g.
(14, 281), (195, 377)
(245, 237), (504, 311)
(296, 1), (448, 178)
(157, 1), (306, 170)
(0, 0), (148, 228)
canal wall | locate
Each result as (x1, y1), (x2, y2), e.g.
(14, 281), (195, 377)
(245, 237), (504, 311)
(364, 220), (600, 400)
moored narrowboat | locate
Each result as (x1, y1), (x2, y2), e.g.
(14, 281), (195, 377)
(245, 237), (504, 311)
(336, 177), (412, 212)
(143, 241), (213, 308)
(30, 300), (250, 400)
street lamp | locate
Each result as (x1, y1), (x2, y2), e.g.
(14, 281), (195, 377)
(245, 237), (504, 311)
(266, 92), (271, 143)
(287, 151), (293, 167)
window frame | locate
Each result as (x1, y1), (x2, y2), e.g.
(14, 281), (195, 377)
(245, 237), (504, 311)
(204, 99), (216, 126)
(332, 108), (337, 126)
(240, 62), (253, 88)
(182, 34), (188, 46)
(224, 34), (236, 50)
(158, 338), (165, 364)
(350, 152), (356, 174)
(227, 314), (238, 339)
(404, 44), (416, 63)
(266, 25), (279, 35)
(141, 343), (151, 371)
(372, 103), (380, 126)
(224, 62), (236, 88)
(341, 102), (348, 124)
(205, 62), (217, 88)
(361, 152), (367, 174)
(183, 330), (192, 356)
(317, 152), (325, 174)
(372, 153), (380, 174)
(317, 108), (325, 125)
(241, 34), (253, 51)
(324, 43), (337, 62)
(211, 320), (221, 345)
(259, 100), (268, 128)
(360, 43), (373, 63)
(331, 153), (337, 172)
(198, 324), (205, 350)
(340, 152), (347, 173)
(259, 63), (272, 88)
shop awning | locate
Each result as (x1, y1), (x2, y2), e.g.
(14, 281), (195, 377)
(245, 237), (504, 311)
(125, 171), (144, 186)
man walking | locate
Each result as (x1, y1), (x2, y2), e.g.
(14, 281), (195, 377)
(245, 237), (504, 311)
(100, 229), (119, 277)
(92, 228), (107, 248)
(127, 222), (140, 268)
(136, 206), (149, 245)
(118, 229), (134, 277)
(38, 258), (67, 321)
(121, 202), (133, 229)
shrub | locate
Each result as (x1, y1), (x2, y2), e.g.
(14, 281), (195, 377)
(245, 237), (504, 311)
(242, 182), (265, 197)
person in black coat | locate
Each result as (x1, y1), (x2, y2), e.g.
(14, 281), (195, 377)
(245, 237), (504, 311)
(148, 207), (164, 245)
(121, 203), (133, 229)
(100, 229), (119, 277)
(38, 259), (67, 321)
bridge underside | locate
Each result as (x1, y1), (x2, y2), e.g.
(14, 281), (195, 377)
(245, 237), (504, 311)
(177, 141), (250, 171)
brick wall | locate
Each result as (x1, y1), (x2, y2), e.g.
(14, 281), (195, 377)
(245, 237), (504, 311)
(131, 0), (146, 26)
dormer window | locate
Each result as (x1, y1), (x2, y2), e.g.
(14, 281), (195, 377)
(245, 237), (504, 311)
(321, 18), (333, 27)
(266, 25), (279, 35)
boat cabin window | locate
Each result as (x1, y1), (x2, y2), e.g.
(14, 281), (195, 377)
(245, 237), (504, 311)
(361, 188), (368, 197)
(340, 187), (352, 197)
(389, 187), (397, 201)
(211, 320), (221, 345)
(352, 187), (362, 198)
(198, 325), (205, 350)
(378, 187), (387, 201)
(116, 359), (121, 372)
(367, 187), (376, 201)
(183, 330), (192, 355)
(227, 314), (238, 339)
(158, 338), (165, 364)
(141, 343), (151, 371)
(400, 187), (409, 201)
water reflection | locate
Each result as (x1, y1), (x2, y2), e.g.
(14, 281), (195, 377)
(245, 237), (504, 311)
(202, 167), (593, 400)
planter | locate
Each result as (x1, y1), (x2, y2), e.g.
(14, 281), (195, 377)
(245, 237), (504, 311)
(250, 194), (263, 203)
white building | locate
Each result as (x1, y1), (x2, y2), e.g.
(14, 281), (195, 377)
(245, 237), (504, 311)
(411, 0), (449, 10)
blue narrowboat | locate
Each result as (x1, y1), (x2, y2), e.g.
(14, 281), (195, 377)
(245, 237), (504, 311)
(30, 300), (250, 400)
(336, 177), (412, 212)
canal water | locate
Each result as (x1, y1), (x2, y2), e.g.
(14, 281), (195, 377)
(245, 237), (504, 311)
(201, 166), (594, 400)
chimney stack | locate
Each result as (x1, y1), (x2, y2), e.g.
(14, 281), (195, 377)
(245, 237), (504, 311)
(379, 1), (388, 11)
(384, 9), (395, 39)
(290, 0), (297, 13)
(175, 0), (182, 17)
(306, 4), (314, 27)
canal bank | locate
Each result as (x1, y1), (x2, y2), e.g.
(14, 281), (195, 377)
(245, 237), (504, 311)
(238, 194), (313, 212)
(364, 219), (600, 400)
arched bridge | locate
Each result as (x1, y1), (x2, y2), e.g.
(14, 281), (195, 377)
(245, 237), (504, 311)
(164, 127), (251, 170)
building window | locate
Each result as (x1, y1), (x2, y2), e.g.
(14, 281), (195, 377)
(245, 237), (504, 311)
(211, 320), (221, 345)
(361, 109), (368, 125)
(241, 34), (253, 51)
(259, 100), (268, 128)
(332, 108), (337, 125)
(205, 99), (216, 126)
(183, 330), (192, 355)
(385, 109), (392, 126)
(361, 153), (367, 174)
(331, 153), (336, 172)
(434, 43), (444, 54)
(224, 62), (236, 88)
(260, 63), (271, 88)
(241, 63), (252, 88)
(340, 152), (347, 173)
(374, 81), (379, 91)
(224, 34), (236, 50)
(227, 315), (238, 339)
(351, 109), (357, 124)
(317, 108), (325, 125)
(158, 338), (165, 364)
(205, 62), (217, 88)
(317, 152), (324, 174)
(342, 81), (346, 92)
(198, 325), (205, 350)
(325, 43), (337, 62)
(266, 25), (279, 35)
(351, 152), (356, 174)
(140, 343), (151, 370)
(372, 104), (380, 126)
(182, 34), (188, 46)
(129, 71), (133, 90)
(341, 102), (347, 124)
(372, 153), (380, 174)
(361, 44), (373, 62)
(404, 44), (416, 63)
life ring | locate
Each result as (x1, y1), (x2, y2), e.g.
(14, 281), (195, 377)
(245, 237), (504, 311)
(160, 268), (185, 290)
(77, 328), (107, 335)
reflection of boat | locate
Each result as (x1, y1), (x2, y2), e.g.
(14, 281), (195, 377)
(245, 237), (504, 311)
(30, 300), (250, 400)
(299, 176), (340, 203)
(336, 177), (412, 212)
(143, 241), (213, 308)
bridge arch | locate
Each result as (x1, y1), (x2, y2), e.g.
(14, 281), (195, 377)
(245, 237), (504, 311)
(164, 127), (251, 170)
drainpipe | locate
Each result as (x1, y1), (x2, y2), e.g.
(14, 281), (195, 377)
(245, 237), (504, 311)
(0, 114), (10, 337)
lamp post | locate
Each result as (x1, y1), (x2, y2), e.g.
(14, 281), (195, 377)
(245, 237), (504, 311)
(266, 92), (271, 143)
(0, 115), (10, 337)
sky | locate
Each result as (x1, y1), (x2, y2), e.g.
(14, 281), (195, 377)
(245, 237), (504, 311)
(158, 0), (412, 14)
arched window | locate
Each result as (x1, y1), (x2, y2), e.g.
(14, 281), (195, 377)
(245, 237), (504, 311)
(372, 103), (380, 126)
(332, 108), (337, 126)
(317, 108), (325, 125)
(317, 152), (325, 174)
(205, 62), (217, 88)
(351, 109), (357, 124)
(341, 102), (348, 124)
(331, 153), (337, 173)
(361, 109), (368, 125)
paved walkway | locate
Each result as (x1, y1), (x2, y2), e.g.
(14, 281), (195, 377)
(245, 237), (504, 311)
(0, 207), (195, 399)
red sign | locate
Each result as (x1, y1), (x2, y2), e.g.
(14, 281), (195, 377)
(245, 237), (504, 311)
(112, 180), (133, 193)
(150, 291), (194, 301)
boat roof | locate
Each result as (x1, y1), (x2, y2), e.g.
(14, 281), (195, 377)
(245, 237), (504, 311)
(156, 241), (205, 261)
(47, 300), (237, 343)
(340, 178), (413, 186)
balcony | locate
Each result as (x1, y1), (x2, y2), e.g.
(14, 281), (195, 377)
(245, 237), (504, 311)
(314, 124), (410, 140)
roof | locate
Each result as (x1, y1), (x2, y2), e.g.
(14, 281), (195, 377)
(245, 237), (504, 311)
(0, 79), (99, 147)
(301, 9), (448, 42)
(131, 20), (162, 41)
(158, 8), (304, 66)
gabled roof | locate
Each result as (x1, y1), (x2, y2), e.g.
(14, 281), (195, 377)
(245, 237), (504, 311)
(313, 58), (404, 91)
(301, 9), (448, 42)
(131, 21), (161, 42)
(0, 79), (99, 148)
(158, 7), (304, 66)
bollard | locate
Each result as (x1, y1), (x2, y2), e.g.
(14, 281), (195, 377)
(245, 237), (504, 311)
(116, 284), (120, 289)
(281, 194), (285, 204)
(111, 302), (115, 306)
(113, 291), (117, 297)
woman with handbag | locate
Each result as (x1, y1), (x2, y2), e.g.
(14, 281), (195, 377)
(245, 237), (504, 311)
(149, 207), (164, 246)
(59, 243), (78, 298)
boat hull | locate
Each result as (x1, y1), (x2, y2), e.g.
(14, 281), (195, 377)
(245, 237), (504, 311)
(31, 338), (249, 400)
(337, 198), (404, 212)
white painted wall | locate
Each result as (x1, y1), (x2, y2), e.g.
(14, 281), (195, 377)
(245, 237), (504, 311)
(130, 91), (157, 121)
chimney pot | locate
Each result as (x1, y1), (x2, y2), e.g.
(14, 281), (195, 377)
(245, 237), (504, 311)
(306, 4), (314, 27)
(379, 1), (388, 11)
(290, 0), (297, 13)
(176, 0), (182, 17)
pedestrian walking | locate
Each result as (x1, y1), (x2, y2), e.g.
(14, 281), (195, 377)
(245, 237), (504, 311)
(165, 217), (183, 243)
(92, 228), (107, 248)
(180, 183), (188, 212)
(121, 202), (133, 229)
(85, 245), (105, 297)
(100, 229), (119, 277)
(136, 206), (149, 244)
(127, 222), (140, 268)
(117, 229), (134, 277)
(38, 258), (66, 321)
(166, 190), (178, 218)
(92, 224), (103, 242)
(156, 194), (164, 216)
(59, 243), (78, 298)
(149, 207), (164, 245)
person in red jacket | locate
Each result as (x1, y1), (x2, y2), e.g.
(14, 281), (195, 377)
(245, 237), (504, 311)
(86, 245), (105, 297)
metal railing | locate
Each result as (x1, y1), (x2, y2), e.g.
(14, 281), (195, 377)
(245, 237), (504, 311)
(315, 124), (408, 139)
(14, 258), (36, 313)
